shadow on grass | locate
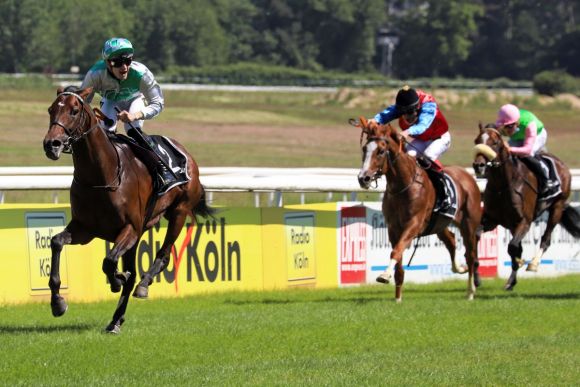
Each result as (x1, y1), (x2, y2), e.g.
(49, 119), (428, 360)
(224, 295), (387, 306)
(475, 292), (580, 300)
(0, 323), (95, 335)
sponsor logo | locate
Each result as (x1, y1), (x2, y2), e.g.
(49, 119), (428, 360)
(285, 213), (316, 283)
(477, 228), (498, 277)
(25, 213), (68, 292)
(340, 207), (367, 284)
(105, 217), (241, 292)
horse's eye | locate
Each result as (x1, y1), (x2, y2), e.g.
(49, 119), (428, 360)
(71, 107), (80, 115)
(377, 148), (386, 156)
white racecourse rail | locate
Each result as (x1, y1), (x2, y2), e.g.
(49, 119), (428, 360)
(1, 166), (580, 205)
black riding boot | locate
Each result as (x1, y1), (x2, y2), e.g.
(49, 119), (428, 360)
(127, 129), (176, 191)
(521, 156), (551, 195)
(416, 155), (432, 170)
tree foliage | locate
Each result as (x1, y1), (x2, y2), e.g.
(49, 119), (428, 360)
(0, 0), (577, 80)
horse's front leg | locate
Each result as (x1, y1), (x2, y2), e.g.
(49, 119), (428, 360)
(134, 211), (189, 299)
(105, 245), (137, 334)
(377, 227), (417, 303)
(49, 221), (93, 317)
(505, 223), (530, 291)
(102, 225), (140, 293)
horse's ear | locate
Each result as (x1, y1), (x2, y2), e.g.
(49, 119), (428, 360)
(359, 116), (368, 128)
(57, 86), (64, 95)
(478, 121), (484, 133)
(79, 87), (93, 101)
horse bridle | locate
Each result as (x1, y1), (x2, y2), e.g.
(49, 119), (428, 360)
(50, 91), (100, 152)
(51, 91), (122, 190)
(361, 134), (422, 195)
(474, 128), (505, 169)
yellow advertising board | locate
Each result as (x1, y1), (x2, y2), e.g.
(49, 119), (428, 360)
(261, 203), (338, 290)
(0, 203), (339, 305)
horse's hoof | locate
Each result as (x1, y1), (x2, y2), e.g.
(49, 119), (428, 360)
(395, 298), (402, 303)
(115, 271), (131, 285)
(526, 263), (539, 272)
(109, 279), (122, 293)
(132, 285), (149, 299)
(376, 273), (391, 284)
(467, 293), (475, 301)
(50, 296), (68, 317)
(504, 283), (515, 291)
(102, 258), (117, 275)
(452, 264), (468, 274)
(104, 323), (121, 334)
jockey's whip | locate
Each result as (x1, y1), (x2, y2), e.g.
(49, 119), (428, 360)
(407, 237), (421, 267)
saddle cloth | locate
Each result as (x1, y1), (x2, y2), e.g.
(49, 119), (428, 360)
(426, 169), (458, 219)
(538, 154), (562, 201)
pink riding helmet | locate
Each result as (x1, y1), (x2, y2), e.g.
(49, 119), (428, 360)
(496, 104), (520, 127)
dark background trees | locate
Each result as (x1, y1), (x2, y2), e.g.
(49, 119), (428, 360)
(0, 0), (578, 81)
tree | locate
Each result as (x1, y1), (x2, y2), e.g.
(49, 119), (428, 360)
(393, 0), (483, 78)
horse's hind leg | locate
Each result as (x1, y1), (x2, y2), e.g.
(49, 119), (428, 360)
(437, 228), (466, 274)
(527, 202), (564, 272)
(49, 220), (93, 317)
(102, 225), (140, 293)
(134, 211), (189, 299)
(459, 221), (479, 300)
(105, 245), (137, 334)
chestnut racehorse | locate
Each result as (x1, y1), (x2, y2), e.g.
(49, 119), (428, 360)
(356, 117), (481, 301)
(473, 124), (580, 290)
(43, 87), (214, 333)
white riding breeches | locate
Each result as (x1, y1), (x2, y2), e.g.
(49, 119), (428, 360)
(100, 97), (146, 133)
(406, 131), (451, 161)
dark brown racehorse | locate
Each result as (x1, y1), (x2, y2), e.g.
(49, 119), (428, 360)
(356, 117), (482, 301)
(473, 124), (580, 290)
(43, 87), (214, 333)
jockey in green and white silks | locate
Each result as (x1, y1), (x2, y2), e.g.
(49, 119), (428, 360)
(80, 37), (164, 133)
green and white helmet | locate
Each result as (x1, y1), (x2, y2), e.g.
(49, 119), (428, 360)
(102, 38), (134, 60)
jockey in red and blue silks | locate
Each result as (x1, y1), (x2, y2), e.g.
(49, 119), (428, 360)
(370, 86), (450, 170)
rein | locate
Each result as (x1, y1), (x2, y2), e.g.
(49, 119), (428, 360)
(53, 91), (122, 191)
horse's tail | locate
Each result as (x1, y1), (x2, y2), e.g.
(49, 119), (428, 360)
(194, 185), (218, 219)
(560, 204), (580, 238)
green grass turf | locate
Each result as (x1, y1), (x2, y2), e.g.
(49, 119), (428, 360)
(0, 275), (579, 385)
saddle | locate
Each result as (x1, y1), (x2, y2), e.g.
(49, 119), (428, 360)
(112, 133), (191, 195)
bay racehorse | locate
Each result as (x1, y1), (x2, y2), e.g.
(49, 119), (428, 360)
(356, 117), (482, 301)
(43, 87), (214, 333)
(473, 124), (580, 290)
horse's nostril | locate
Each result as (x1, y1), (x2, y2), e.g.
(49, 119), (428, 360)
(364, 176), (371, 182)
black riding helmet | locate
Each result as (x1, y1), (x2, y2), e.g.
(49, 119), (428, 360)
(396, 86), (420, 114)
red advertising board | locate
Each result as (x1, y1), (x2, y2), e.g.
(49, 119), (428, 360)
(339, 206), (367, 284)
(477, 228), (498, 277)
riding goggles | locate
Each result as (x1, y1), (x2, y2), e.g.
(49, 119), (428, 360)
(109, 56), (133, 68)
(397, 103), (419, 115)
